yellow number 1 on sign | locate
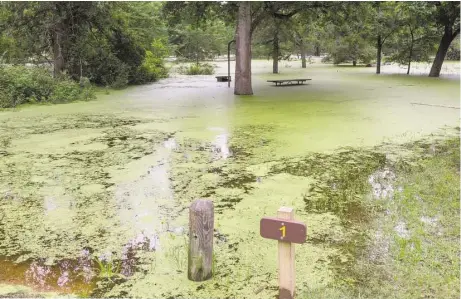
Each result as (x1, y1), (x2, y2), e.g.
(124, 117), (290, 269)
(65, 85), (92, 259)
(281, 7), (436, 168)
(279, 225), (286, 238)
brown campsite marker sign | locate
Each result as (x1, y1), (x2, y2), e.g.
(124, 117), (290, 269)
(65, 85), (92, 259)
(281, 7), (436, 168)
(260, 207), (306, 299)
(260, 217), (306, 244)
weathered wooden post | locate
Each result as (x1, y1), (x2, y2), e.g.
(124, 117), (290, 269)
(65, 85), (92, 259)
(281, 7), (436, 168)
(260, 207), (306, 299)
(188, 199), (214, 281)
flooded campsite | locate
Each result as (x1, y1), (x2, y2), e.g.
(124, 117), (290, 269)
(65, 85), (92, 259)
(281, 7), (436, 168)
(0, 1), (460, 298)
(1, 59), (459, 298)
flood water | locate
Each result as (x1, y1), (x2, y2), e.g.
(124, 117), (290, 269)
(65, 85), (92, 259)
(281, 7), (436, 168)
(0, 60), (459, 297)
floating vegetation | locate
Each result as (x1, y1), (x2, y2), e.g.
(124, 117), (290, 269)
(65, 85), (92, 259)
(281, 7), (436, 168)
(0, 63), (458, 298)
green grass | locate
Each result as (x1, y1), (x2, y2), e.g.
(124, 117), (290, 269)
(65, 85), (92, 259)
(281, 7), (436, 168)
(94, 256), (121, 279)
(299, 137), (460, 299)
(165, 234), (188, 271)
(383, 138), (459, 298)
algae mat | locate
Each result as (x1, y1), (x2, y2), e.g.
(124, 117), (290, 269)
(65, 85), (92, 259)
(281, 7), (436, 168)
(0, 61), (459, 298)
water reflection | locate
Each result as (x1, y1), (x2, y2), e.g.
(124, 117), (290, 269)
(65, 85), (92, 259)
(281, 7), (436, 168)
(0, 235), (158, 296)
(209, 127), (231, 160)
(0, 251), (97, 296)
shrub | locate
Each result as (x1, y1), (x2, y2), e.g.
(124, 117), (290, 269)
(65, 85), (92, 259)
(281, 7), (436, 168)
(0, 65), (94, 108)
(49, 79), (95, 103)
(131, 49), (168, 85)
(321, 55), (332, 63)
(131, 39), (169, 85)
(178, 63), (215, 75)
(110, 63), (130, 89)
(85, 52), (131, 88)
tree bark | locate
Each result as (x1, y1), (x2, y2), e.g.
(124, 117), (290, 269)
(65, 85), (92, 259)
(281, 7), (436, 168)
(300, 39), (306, 68)
(52, 24), (64, 77)
(234, 1), (253, 95)
(407, 59), (411, 75)
(315, 45), (320, 56)
(51, 3), (65, 78)
(376, 35), (382, 74)
(353, 60), (357, 66)
(407, 28), (414, 75)
(272, 33), (279, 74)
(429, 26), (456, 77)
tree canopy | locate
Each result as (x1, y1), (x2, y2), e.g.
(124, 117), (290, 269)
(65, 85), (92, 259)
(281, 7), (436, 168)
(1, 1), (458, 94)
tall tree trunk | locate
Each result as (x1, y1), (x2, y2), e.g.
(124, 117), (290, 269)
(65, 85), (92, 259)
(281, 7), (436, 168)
(407, 28), (414, 75)
(315, 45), (320, 56)
(300, 39), (306, 68)
(52, 25), (64, 78)
(429, 26), (455, 77)
(272, 33), (279, 74)
(407, 57), (411, 75)
(52, 3), (65, 78)
(234, 1), (253, 95)
(376, 35), (382, 74)
(353, 60), (357, 66)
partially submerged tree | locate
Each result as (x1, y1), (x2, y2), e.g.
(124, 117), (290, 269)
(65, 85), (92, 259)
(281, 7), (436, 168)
(252, 15), (295, 73)
(428, 1), (460, 77)
(234, 2), (253, 95)
(370, 1), (402, 74)
(387, 2), (437, 75)
(235, 1), (336, 93)
(291, 12), (315, 68)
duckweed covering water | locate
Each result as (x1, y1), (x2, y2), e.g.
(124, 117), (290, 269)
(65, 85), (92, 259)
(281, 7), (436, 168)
(0, 60), (459, 298)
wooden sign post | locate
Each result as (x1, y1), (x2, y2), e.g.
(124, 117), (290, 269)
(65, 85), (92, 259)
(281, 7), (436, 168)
(260, 207), (306, 299)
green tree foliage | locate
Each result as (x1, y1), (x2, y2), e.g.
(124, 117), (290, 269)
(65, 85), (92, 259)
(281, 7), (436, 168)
(295, 14), (327, 57)
(252, 17), (294, 60)
(368, 1), (403, 74)
(386, 2), (438, 74)
(324, 3), (375, 65)
(162, 2), (234, 63)
(168, 21), (233, 62)
(132, 39), (169, 85)
(1, 2), (169, 87)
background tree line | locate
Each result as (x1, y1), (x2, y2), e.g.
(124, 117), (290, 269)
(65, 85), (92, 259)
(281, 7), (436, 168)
(0, 1), (459, 99)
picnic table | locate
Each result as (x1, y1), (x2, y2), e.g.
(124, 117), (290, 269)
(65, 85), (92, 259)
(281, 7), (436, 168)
(267, 79), (312, 86)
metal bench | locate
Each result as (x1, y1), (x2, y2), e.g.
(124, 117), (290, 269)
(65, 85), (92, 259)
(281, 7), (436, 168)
(267, 79), (312, 86)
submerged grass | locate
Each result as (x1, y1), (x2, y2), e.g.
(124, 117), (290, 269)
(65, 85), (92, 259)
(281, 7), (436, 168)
(299, 137), (460, 299)
(94, 256), (121, 279)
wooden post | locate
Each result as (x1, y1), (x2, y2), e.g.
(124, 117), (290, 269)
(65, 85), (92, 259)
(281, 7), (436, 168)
(228, 39), (235, 88)
(188, 199), (214, 281)
(260, 207), (305, 299)
(277, 207), (295, 299)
